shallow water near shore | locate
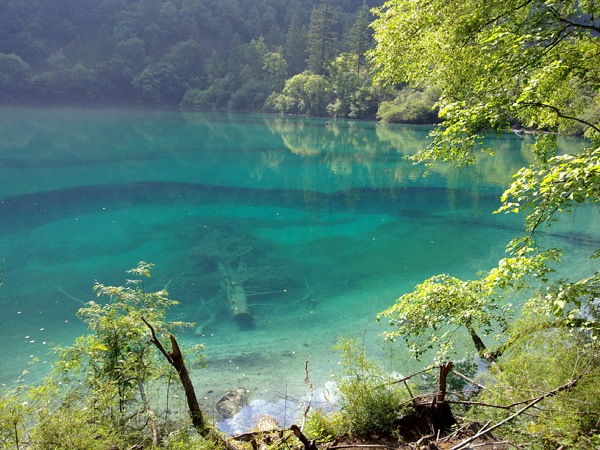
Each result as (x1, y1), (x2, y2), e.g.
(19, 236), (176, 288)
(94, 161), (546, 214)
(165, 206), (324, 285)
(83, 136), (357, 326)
(0, 106), (597, 429)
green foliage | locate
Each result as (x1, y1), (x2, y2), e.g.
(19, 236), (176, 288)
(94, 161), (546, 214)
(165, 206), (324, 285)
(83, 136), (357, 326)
(305, 409), (344, 442)
(371, 0), (600, 445)
(285, 12), (308, 75)
(0, 385), (33, 448)
(30, 388), (125, 450)
(267, 72), (331, 116)
(330, 337), (411, 436)
(376, 86), (441, 124)
(132, 61), (185, 103)
(379, 251), (559, 362)
(228, 80), (271, 111)
(263, 52), (289, 92)
(499, 147), (600, 245)
(346, 1), (371, 72)
(307, 0), (339, 75)
(0, 0), (379, 107)
(0, 262), (210, 449)
(370, 0), (600, 166)
(474, 324), (600, 449)
(55, 262), (196, 399)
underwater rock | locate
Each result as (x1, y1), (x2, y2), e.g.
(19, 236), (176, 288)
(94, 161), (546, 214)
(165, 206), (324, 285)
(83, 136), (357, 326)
(216, 388), (248, 419)
(252, 414), (279, 432)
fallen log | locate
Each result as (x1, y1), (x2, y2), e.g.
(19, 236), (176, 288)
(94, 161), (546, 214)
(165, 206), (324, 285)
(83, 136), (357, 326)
(219, 262), (253, 327)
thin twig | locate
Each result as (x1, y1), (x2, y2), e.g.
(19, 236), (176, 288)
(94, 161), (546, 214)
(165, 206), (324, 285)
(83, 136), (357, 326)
(450, 373), (586, 450)
(301, 356), (314, 433)
(329, 445), (391, 449)
(451, 369), (487, 390)
(375, 366), (438, 390)
(55, 286), (87, 305)
(471, 442), (512, 449)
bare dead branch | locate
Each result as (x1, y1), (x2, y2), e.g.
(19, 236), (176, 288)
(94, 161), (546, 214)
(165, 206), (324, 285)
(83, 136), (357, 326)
(290, 424), (318, 450)
(450, 373), (586, 450)
(451, 370), (487, 390)
(301, 356), (314, 432)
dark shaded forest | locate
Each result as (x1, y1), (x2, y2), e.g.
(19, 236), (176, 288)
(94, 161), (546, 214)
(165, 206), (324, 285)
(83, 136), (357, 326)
(0, 0), (439, 120)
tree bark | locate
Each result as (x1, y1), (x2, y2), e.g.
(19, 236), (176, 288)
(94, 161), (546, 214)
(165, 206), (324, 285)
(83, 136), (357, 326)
(436, 361), (454, 403)
(465, 321), (495, 363)
(168, 335), (206, 434)
(142, 317), (206, 435)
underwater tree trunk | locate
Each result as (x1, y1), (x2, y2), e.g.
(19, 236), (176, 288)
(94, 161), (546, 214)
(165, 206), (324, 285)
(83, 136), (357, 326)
(218, 263), (252, 325)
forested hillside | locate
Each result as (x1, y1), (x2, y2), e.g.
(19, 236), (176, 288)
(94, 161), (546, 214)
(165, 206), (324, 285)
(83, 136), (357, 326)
(0, 0), (434, 120)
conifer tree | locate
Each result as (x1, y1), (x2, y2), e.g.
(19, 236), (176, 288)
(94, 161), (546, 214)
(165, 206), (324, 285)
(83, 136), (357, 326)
(285, 12), (308, 75)
(306, 0), (339, 75)
(346, 1), (370, 73)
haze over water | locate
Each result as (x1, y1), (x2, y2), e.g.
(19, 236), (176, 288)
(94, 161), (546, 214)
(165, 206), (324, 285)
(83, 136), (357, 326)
(0, 106), (597, 415)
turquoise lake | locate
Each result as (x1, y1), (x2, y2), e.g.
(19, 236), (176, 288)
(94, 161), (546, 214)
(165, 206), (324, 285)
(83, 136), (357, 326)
(0, 106), (597, 419)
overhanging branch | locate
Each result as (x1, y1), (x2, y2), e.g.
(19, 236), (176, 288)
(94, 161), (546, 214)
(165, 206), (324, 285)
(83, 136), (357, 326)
(517, 101), (600, 134)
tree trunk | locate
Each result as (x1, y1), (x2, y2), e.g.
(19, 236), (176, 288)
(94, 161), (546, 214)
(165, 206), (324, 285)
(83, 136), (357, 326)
(142, 318), (206, 435)
(436, 361), (453, 403)
(465, 320), (495, 363)
(168, 335), (206, 434)
(219, 263), (252, 327)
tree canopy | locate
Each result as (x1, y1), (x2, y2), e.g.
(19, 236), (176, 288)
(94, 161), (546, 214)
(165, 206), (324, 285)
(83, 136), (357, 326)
(372, 4), (600, 445)
(370, 0), (600, 165)
(372, 0), (600, 361)
(0, 0), (388, 113)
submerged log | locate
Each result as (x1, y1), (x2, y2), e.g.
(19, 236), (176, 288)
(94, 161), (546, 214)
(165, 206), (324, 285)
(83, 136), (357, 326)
(219, 262), (253, 327)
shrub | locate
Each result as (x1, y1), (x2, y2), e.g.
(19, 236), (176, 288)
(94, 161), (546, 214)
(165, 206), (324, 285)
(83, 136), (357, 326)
(377, 86), (441, 124)
(331, 337), (411, 437)
(473, 321), (600, 449)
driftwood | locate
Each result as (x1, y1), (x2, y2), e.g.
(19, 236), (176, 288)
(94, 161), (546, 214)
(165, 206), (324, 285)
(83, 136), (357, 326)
(290, 424), (318, 450)
(219, 262), (253, 326)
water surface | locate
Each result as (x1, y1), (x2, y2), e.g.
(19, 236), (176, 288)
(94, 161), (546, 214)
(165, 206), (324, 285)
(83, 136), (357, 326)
(0, 107), (597, 413)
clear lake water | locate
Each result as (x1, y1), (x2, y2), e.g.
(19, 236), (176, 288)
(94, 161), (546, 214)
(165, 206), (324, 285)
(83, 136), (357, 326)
(0, 106), (597, 418)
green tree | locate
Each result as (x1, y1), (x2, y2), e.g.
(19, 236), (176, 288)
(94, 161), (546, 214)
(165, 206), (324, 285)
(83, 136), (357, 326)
(345, 1), (370, 73)
(326, 53), (360, 117)
(167, 39), (205, 85)
(115, 37), (147, 75)
(52, 262), (205, 446)
(376, 85), (441, 124)
(132, 61), (184, 103)
(306, 0), (339, 75)
(372, 0), (600, 352)
(273, 72), (331, 115)
(245, 36), (269, 74)
(285, 12), (308, 75)
(371, 1), (600, 443)
(263, 52), (289, 92)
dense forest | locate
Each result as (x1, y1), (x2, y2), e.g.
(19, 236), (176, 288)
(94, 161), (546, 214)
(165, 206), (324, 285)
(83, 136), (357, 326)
(0, 0), (441, 121)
